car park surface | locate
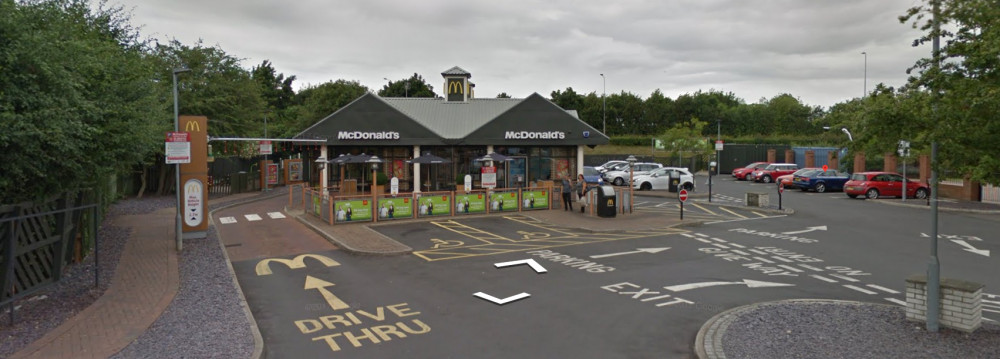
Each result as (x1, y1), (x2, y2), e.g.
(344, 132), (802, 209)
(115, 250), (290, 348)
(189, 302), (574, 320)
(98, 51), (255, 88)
(844, 172), (929, 199)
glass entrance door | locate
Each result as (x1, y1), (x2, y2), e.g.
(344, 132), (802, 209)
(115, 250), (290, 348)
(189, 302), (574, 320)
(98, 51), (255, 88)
(508, 157), (527, 188)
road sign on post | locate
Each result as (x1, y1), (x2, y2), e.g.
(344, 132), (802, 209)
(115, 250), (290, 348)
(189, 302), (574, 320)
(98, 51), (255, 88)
(678, 189), (688, 220)
(778, 184), (784, 210)
(165, 132), (191, 164)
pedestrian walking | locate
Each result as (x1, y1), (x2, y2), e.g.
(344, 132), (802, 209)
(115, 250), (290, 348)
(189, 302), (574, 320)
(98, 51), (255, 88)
(561, 175), (573, 211)
(575, 174), (587, 213)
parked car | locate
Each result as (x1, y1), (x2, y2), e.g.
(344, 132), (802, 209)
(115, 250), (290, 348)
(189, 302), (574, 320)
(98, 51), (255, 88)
(632, 167), (695, 191)
(603, 162), (663, 186)
(751, 163), (799, 183)
(732, 162), (769, 181)
(844, 172), (929, 199)
(793, 169), (851, 193)
(777, 168), (820, 189)
(595, 160), (628, 173)
(581, 166), (603, 185)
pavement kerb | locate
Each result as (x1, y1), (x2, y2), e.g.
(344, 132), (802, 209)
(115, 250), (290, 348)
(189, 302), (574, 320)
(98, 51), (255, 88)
(695, 299), (890, 359)
(287, 207), (414, 256)
(208, 189), (289, 359)
(868, 198), (1000, 214)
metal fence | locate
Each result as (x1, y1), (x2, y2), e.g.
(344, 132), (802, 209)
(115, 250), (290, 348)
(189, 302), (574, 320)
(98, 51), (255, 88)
(2, 193), (98, 322)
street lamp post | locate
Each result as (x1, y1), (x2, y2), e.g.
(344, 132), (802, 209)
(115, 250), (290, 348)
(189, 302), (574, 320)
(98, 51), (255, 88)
(172, 67), (189, 252)
(861, 51), (867, 97)
(626, 155), (636, 213)
(600, 74), (606, 134)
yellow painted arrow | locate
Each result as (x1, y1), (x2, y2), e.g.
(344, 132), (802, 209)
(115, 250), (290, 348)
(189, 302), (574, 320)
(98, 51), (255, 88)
(304, 275), (349, 311)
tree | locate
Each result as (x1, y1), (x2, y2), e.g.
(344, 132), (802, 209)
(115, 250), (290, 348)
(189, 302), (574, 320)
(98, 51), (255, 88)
(899, 0), (1000, 184)
(655, 119), (714, 166)
(252, 60), (296, 111)
(496, 92), (511, 98)
(0, 0), (161, 203)
(286, 79), (369, 135)
(378, 73), (436, 98)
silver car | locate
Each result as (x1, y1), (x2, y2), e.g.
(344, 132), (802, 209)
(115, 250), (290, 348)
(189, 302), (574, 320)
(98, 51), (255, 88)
(602, 162), (664, 186)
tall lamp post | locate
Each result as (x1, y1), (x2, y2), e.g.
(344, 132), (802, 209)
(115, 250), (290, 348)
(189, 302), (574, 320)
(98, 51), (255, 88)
(861, 51), (867, 97)
(626, 155), (636, 213)
(172, 67), (190, 252)
(600, 73), (606, 134)
(368, 155), (382, 221)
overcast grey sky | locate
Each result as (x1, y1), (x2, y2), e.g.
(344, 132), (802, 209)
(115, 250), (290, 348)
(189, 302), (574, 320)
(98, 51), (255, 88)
(112, 0), (929, 109)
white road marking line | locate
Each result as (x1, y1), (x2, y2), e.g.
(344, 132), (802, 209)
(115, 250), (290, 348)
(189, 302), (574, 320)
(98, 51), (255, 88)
(830, 274), (861, 282)
(798, 264), (824, 272)
(727, 243), (746, 248)
(704, 215), (788, 224)
(777, 265), (804, 273)
(219, 217), (237, 224)
(681, 233), (696, 238)
(244, 214), (263, 221)
(753, 256), (775, 264)
(694, 238), (714, 244)
(867, 284), (900, 294)
(731, 249), (750, 255)
(711, 243), (730, 249)
(267, 212), (286, 219)
(748, 249), (768, 255)
(711, 237), (727, 243)
(810, 274), (838, 283)
(885, 298), (907, 306)
(844, 285), (878, 295)
(771, 256), (794, 263)
(694, 233), (709, 238)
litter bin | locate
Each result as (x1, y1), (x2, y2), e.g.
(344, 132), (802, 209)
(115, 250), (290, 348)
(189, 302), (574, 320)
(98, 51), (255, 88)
(597, 185), (617, 218)
(668, 173), (679, 193)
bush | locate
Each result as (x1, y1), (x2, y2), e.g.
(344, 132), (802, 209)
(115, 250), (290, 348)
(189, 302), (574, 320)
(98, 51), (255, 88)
(376, 172), (389, 185)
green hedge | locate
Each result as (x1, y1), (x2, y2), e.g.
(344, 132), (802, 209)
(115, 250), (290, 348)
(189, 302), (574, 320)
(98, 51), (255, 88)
(610, 135), (839, 147)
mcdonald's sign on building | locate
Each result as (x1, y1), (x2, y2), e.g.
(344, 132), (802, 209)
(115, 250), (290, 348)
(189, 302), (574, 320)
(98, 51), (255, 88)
(179, 116), (209, 238)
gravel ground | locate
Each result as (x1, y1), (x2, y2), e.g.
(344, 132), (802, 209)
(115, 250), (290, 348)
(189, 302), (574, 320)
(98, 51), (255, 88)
(721, 301), (1000, 359)
(0, 190), (284, 359)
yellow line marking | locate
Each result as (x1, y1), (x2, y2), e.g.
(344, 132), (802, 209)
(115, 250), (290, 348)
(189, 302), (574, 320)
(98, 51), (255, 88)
(691, 203), (717, 216)
(718, 206), (748, 219)
(751, 211), (768, 217)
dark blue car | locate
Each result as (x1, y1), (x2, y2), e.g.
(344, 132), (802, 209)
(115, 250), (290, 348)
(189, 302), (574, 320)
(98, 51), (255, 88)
(582, 166), (604, 185)
(792, 169), (850, 193)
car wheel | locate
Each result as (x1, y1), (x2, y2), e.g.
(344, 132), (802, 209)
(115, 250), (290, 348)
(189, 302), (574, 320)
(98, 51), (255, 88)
(761, 175), (772, 183)
(815, 183), (826, 193)
(640, 182), (651, 191)
(865, 188), (880, 199)
(613, 177), (624, 186)
(914, 188), (929, 199)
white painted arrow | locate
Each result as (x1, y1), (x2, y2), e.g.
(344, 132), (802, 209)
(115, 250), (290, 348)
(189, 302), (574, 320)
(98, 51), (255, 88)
(951, 239), (990, 257)
(304, 276), (349, 310)
(474, 292), (530, 305)
(664, 279), (795, 292)
(781, 226), (827, 235)
(495, 259), (547, 273)
(590, 247), (671, 259)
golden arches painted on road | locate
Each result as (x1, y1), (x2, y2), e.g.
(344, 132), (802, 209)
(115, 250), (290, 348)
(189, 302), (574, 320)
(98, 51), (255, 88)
(256, 254), (341, 276)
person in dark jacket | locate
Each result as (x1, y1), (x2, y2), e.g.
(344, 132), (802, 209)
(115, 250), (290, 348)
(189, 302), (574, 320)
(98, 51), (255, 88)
(561, 175), (573, 211)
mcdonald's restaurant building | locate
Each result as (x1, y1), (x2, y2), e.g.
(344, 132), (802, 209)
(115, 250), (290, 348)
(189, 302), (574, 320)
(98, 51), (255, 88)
(295, 66), (609, 193)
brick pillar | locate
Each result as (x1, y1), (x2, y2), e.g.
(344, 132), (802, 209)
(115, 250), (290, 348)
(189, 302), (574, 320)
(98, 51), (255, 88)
(919, 154), (930, 183)
(853, 152), (866, 174)
(827, 152), (839, 171)
(964, 178), (981, 201)
(805, 150), (816, 168)
(884, 153), (898, 173)
(784, 149), (794, 164)
(767, 149), (776, 163)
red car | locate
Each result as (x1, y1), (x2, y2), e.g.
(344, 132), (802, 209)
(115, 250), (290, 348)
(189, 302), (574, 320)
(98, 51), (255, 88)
(844, 172), (929, 199)
(732, 162), (769, 181)
(751, 163), (799, 183)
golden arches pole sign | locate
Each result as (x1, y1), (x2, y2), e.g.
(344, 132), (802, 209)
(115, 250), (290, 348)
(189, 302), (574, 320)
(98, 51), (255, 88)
(179, 116), (209, 238)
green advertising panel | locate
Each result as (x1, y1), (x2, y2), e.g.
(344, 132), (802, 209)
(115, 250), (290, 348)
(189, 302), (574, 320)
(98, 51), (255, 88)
(454, 193), (487, 215)
(313, 195), (322, 215)
(490, 191), (519, 212)
(416, 194), (451, 217)
(376, 197), (413, 220)
(521, 189), (550, 210)
(334, 199), (373, 223)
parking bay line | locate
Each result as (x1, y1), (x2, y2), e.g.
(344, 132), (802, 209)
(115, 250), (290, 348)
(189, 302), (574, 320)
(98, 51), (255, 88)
(810, 274), (838, 283)
(867, 284), (900, 294)
(844, 284), (878, 295)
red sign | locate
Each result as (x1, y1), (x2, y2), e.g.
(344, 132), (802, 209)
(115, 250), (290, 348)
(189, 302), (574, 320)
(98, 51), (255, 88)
(779, 184), (785, 194)
(678, 189), (688, 203)
(259, 140), (273, 155)
(822, 165), (828, 172)
(165, 132), (191, 164)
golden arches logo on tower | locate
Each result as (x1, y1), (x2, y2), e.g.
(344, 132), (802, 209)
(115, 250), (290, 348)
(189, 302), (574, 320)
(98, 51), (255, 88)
(448, 80), (464, 94)
(184, 121), (201, 132)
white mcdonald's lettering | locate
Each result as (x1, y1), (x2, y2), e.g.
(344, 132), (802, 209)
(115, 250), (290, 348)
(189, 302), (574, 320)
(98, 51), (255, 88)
(504, 131), (566, 140)
(337, 131), (401, 140)
(184, 121), (200, 132)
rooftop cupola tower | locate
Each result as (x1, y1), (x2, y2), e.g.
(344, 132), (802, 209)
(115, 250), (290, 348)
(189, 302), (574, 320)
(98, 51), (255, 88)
(442, 66), (474, 102)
